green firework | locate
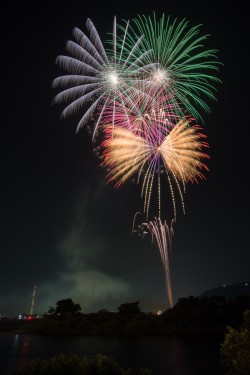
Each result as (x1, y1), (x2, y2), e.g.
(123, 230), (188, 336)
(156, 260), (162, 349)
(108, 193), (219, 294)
(116, 13), (222, 122)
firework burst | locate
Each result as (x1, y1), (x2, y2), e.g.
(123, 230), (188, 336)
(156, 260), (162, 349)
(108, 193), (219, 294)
(102, 117), (209, 220)
(116, 13), (221, 121)
(53, 13), (221, 310)
(100, 83), (180, 135)
(52, 17), (153, 138)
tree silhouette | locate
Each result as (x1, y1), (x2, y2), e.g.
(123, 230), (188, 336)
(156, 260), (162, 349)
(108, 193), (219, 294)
(118, 302), (141, 314)
(48, 298), (81, 317)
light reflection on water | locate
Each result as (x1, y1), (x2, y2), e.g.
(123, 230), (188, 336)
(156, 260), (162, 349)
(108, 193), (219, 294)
(167, 338), (186, 375)
(0, 333), (223, 375)
(14, 335), (30, 373)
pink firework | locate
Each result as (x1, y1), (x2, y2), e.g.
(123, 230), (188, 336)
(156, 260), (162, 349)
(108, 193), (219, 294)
(98, 83), (181, 137)
(101, 117), (209, 220)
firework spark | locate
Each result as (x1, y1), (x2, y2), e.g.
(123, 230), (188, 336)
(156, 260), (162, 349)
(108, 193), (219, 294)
(100, 83), (180, 136)
(102, 117), (209, 219)
(117, 13), (221, 121)
(133, 215), (174, 308)
(52, 17), (153, 138)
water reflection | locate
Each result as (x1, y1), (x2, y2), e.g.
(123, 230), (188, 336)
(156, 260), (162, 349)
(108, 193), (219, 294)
(11, 334), (19, 354)
(167, 338), (186, 375)
(9, 334), (31, 373)
(0, 333), (222, 375)
(17, 335), (30, 372)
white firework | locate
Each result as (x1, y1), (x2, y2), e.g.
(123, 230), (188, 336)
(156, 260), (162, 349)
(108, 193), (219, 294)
(52, 17), (153, 138)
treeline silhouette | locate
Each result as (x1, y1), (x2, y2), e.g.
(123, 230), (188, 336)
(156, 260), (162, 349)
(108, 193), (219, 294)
(2, 295), (250, 337)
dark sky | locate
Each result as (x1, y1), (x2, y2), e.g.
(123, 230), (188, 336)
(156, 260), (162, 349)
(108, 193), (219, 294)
(1, 1), (249, 315)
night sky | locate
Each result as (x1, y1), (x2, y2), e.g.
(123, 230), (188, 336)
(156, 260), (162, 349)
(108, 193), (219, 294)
(1, 1), (249, 316)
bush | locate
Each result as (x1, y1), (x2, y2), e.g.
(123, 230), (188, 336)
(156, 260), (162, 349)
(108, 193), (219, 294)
(220, 310), (250, 375)
(14, 353), (153, 375)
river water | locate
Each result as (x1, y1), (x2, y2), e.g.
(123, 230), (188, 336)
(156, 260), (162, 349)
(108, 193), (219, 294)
(0, 333), (224, 375)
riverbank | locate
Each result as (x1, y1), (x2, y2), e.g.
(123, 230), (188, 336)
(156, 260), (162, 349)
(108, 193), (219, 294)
(2, 294), (249, 338)
(0, 313), (226, 338)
